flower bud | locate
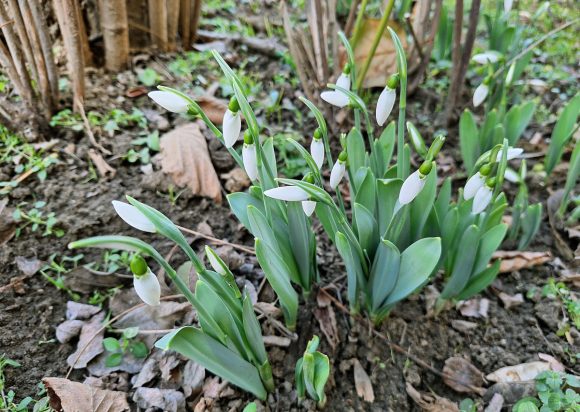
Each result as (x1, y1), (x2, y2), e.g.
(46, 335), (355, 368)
(264, 186), (310, 201)
(133, 268), (161, 306)
(330, 152), (347, 190)
(112, 201), (156, 233)
(399, 170), (426, 205)
(310, 136), (325, 169)
(302, 200), (316, 217)
(242, 137), (258, 181)
(473, 82), (489, 107)
(472, 185), (493, 214)
(148, 91), (190, 113)
(464, 172), (486, 200)
(376, 86), (396, 126)
(223, 109), (241, 148)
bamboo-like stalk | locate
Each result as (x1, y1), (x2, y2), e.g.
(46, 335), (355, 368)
(166, 0), (180, 51)
(190, 0), (202, 44)
(98, 0), (129, 71)
(74, 0), (93, 66)
(0, 38), (26, 98)
(179, 0), (192, 49)
(148, 0), (168, 50)
(5, 0), (39, 90)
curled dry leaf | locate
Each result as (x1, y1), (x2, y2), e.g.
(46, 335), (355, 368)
(547, 190), (576, 260)
(56, 319), (85, 343)
(66, 301), (102, 320)
(486, 361), (551, 383)
(458, 298), (489, 318)
(451, 320), (479, 333)
(160, 123), (222, 203)
(43, 377), (129, 412)
(182, 360), (205, 397)
(498, 292), (524, 309)
(406, 382), (459, 412)
(66, 312), (105, 369)
(442, 357), (486, 396)
(314, 290), (340, 350)
(353, 359), (374, 403)
(493, 250), (552, 273)
(133, 387), (186, 412)
(221, 167), (251, 192)
(537, 353), (565, 372)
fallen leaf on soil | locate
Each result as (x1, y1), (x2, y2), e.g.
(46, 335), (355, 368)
(484, 393), (504, 412)
(43, 377), (129, 411)
(196, 95), (228, 125)
(486, 361), (551, 383)
(182, 360), (205, 397)
(66, 301), (102, 320)
(133, 356), (159, 388)
(64, 267), (121, 294)
(457, 298), (489, 318)
(537, 353), (565, 372)
(221, 167), (251, 192)
(67, 311), (105, 369)
(254, 302), (281, 317)
(160, 122), (222, 203)
(263, 335), (291, 347)
(314, 291), (340, 350)
(203, 376), (229, 401)
(133, 387), (186, 412)
(493, 251), (552, 273)
(56, 319), (85, 343)
(88, 351), (147, 377)
(15, 256), (43, 276)
(451, 320), (479, 333)
(0, 198), (15, 246)
(442, 357), (486, 395)
(159, 353), (181, 382)
(498, 292), (524, 309)
(406, 382), (459, 412)
(88, 149), (116, 179)
(484, 381), (536, 404)
(353, 359), (374, 403)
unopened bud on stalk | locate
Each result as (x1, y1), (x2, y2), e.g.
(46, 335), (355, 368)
(301, 174), (317, 217)
(472, 178), (495, 214)
(311, 131), (325, 169)
(376, 73), (399, 126)
(464, 163), (492, 200)
(330, 152), (347, 190)
(473, 78), (490, 107)
(426, 134), (446, 160)
(223, 97), (242, 148)
(130, 255), (161, 306)
(242, 131), (259, 181)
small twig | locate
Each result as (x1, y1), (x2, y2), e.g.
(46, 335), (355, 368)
(110, 328), (173, 335)
(255, 305), (298, 340)
(75, 97), (112, 155)
(177, 225), (255, 255)
(319, 287), (485, 393)
(404, 13), (424, 61)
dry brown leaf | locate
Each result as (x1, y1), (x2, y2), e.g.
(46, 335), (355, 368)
(66, 301), (102, 320)
(486, 361), (551, 383)
(88, 149), (116, 179)
(538, 353), (565, 372)
(160, 123), (222, 203)
(263, 335), (292, 347)
(406, 382), (459, 412)
(196, 95), (228, 125)
(353, 359), (374, 403)
(56, 319), (85, 343)
(182, 360), (205, 397)
(43, 377), (129, 411)
(493, 251), (552, 273)
(485, 393), (505, 412)
(221, 167), (251, 192)
(15, 256), (43, 276)
(442, 357), (486, 395)
(457, 298), (489, 318)
(66, 311), (105, 369)
(314, 290), (340, 350)
(133, 387), (185, 412)
(498, 292), (524, 309)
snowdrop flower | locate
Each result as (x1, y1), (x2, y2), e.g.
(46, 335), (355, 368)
(321, 69), (351, 108)
(329, 151), (347, 190)
(472, 51), (501, 65)
(399, 169), (427, 205)
(504, 0), (513, 13)
(496, 147), (523, 161)
(464, 172), (486, 200)
(112, 201), (156, 233)
(473, 82), (489, 107)
(131, 255), (160, 306)
(302, 201), (317, 217)
(222, 97), (241, 148)
(472, 184), (493, 214)
(148, 90), (190, 113)
(242, 132), (259, 181)
(311, 129), (325, 169)
(264, 186), (310, 201)
(376, 74), (399, 126)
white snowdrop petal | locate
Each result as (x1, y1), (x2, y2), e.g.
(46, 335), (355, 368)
(264, 186), (310, 202)
(496, 147), (524, 161)
(399, 170), (426, 205)
(329, 161), (346, 189)
(473, 83), (489, 107)
(472, 52), (500, 65)
(504, 0), (513, 13)
(472, 186), (493, 214)
(112, 201), (156, 233)
(464, 172), (485, 200)
(336, 73), (351, 90)
(504, 168), (520, 183)
(376, 87), (396, 126)
(321, 91), (349, 108)
(148, 91), (189, 113)
(222, 110), (241, 148)
(311, 139), (325, 169)
(134, 269), (161, 306)
(302, 201), (316, 217)
(242, 143), (259, 181)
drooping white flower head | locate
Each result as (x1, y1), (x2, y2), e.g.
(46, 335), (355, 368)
(464, 172), (486, 200)
(205, 246), (226, 275)
(496, 147), (523, 161)
(134, 268), (161, 306)
(336, 72), (351, 90)
(242, 132), (259, 181)
(302, 200), (316, 217)
(473, 83), (489, 107)
(222, 110), (241, 148)
(264, 186), (310, 202)
(472, 51), (501, 65)
(112, 201), (156, 233)
(321, 70), (351, 108)
(504, 0), (513, 13)
(329, 152), (347, 190)
(148, 90), (190, 113)
(376, 87), (396, 126)
(311, 137), (325, 169)
(503, 168), (520, 183)
(399, 170), (427, 205)
(472, 185), (493, 214)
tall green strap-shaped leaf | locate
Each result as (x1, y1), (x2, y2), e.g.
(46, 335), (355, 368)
(518, 204), (542, 250)
(242, 294), (267, 365)
(374, 121), (396, 177)
(559, 138), (580, 216)
(440, 225), (480, 300)
(155, 327), (266, 400)
(545, 93), (580, 174)
(504, 101), (536, 146)
(434, 178), (452, 227)
(459, 110), (479, 174)
(346, 127), (367, 186)
(335, 232), (365, 311)
(255, 238), (298, 329)
(316, 203), (339, 243)
(285, 137), (322, 184)
(295, 357), (305, 399)
(480, 110), (498, 150)
(354, 168), (377, 216)
(455, 260), (501, 302)
(377, 179), (403, 235)
(299, 97), (327, 138)
(198, 269), (242, 319)
(312, 352), (330, 403)
(491, 124), (506, 147)
(369, 239), (400, 312)
(410, 165), (437, 241)
(471, 223), (507, 277)
(383, 237), (441, 307)
(287, 201), (312, 289)
(353, 203), (379, 259)
(227, 190), (265, 230)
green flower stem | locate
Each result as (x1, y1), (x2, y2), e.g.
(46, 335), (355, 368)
(355, 0), (396, 91)
(321, 126), (347, 217)
(388, 27), (408, 180)
(351, 0), (369, 48)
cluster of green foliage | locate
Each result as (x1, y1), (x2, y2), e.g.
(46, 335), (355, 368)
(0, 356), (52, 412)
(102, 327), (149, 367)
(514, 371), (580, 412)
